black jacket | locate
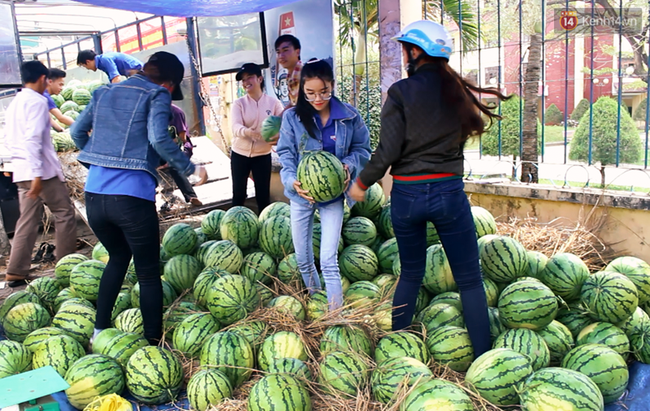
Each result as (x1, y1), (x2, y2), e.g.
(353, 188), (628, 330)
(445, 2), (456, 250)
(358, 63), (464, 188)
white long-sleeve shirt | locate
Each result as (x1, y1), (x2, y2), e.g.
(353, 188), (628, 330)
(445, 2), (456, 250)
(4, 88), (64, 183)
(231, 93), (284, 157)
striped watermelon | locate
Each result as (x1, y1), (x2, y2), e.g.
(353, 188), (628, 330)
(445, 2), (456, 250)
(561, 343), (628, 404)
(32, 335), (85, 377)
(258, 331), (308, 371)
(130, 280), (178, 308)
(201, 209), (225, 240)
(429, 292), (463, 313)
(418, 303), (464, 334)
(319, 351), (369, 397)
(228, 320), (268, 351)
(54, 254), (89, 287)
(115, 308), (144, 334)
(556, 302), (593, 337)
(344, 281), (380, 308)
(373, 274), (397, 297)
(342, 216), (377, 246)
(163, 301), (200, 336)
(426, 326), (474, 372)
(581, 271), (638, 323)
(23, 327), (69, 353)
(163, 254), (202, 293)
(426, 222), (441, 247)
(312, 223), (345, 260)
(52, 93), (65, 108)
(606, 256), (650, 305)
(163, 223), (198, 257)
(61, 86), (76, 101)
(617, 306), (650, 338)
(54, 288), (77, 312)
(92, 242), (109, 263)
(193, 268), (229, 308)
(488, 307), (507, 340)
(60, 100), (79, 114)
(203, 240), (243, 273)
(370, 235), (386, 254)
(187, 369), (233, 411)
(241, 252), (276, 285)
(206, 274), (259, 325)
(339, 244), (379, 282)
(111, 292), (132, 322)
(72, 88), (91, 105)
(477, 234), (499, 254)
(97, 332), (149, 368)
(393, 256), (401, 276)
(173, 312), (220, 357)
(193, 228), (209, 253)
(377, 204), (394, 239)
(628, 320), (650, 363)
(413, 287), (432, 315)
(266, 358), (311, 380)
(465, 348), (533, 406)
(259, 202), (291, 224)
(200, 331), (254, 387)
(320, 325), (373, 357)
(59, 297), (94, 313)
(4, 302), (51, 342)
(479, 236), (528, 283)
(377, 238), (398, 275)
(25, 277), (61, 310)
(248, 374), (311, 411)
(576, 322), (629, 357)
(519, 368), (604, 411)
(536, 320), (575, 365)
(90, 328), (122, 354)
(52, 303), (96, 345)
(372, 356), (432, 404)
(497, 280), (558, 330)
(0, 340), (32, 378)
(493, 328), (550, 371)
(471, 206), (497, 238)
(70, 259), (106, 302)
(267, 296), (305, 321)
(126, 346), (183, 404)
(255, 283), (274, 306)
(352, 183), (386, 220)
(195, 241), (217, 265)
(64, 354), (125, 409)
(258, 215), (294, 259)
(277, 253), (301, 285)
(527, 251), (548, 278)
(538, 252), (589, 301)
(297, 151), (346, 203)
(400, 379), (474, 411)
(483, 277), (499, 307)
(306, 291), (329, 321)
(220, 206), (260, 249)
(260, 115), (282, 141)
(423, 244), (457, 294)
(374, 331), (429, 365)
(374, 303), (393, 333)
(0, 291), (41, 326)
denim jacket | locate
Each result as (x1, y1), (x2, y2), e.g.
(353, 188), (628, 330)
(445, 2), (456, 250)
(277, 98), (371, 207)
(70, 74), (195, 183)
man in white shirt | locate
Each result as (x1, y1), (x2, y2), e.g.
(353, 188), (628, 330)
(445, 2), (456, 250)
(4, 60), (77, 287)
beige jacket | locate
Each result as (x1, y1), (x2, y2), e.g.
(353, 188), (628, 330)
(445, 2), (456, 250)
(231, 93), (284, 157)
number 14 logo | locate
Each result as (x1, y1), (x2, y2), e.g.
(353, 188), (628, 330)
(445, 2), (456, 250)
(560, 10), (578, 31)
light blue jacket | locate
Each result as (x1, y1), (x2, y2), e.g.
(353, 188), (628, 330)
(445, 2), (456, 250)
(277, 98), (371, 207)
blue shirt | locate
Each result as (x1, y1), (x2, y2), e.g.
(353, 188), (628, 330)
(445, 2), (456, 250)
(96, 52), (144, 81)
(85, 165), (157, 202)
(314, 98), (347, 205)
(43, 90), (57, 111)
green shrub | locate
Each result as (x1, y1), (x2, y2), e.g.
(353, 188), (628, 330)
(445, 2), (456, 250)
(633, 98), (648, 121)
(338, 75), (381, 151)
(480, 96), (541, 157)
(571, 98), (590, 122)
(545, 103), (564, 125)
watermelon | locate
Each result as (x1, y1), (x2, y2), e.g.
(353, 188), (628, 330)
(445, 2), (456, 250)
(88, 80), (104, 93)
(60, 100), (79, 114)
(111, 292), (132, 322)
(606, 256), (650, 305)
(130, 280), (177, 308)
(61, 86), (76, 101)
(425, 326), (474, 372)
(193, 268), (229, 308)
(59, 297), (94, 313)
(69, 259), (106, 302)
(193, 227), (209, 251)
(538, 252), (590, 301)
(374, 331), (429, 364)
(297, 151), (346, 203)
(629, 320), (650, 363)
(342, 216), (377, 246)
(90, 328), (122, 354)
(163, 254), (202, 293)
(23, 327), (69, 353)
(352, 183), (385, 219)
(25, 277), (61, 311)
(258, 215), (294, 259)
(344, 281), (380, 308)
(52, 303), (96, 346)
(497, 280), (558, 330)
(481, 277), (499, 307)
(418, 303), (464, 334)
(306, 291), (329, 321)
(581, 271), (638, 323)
(471, 206), (497, 237)
(200, 331), (254, 387)
(0, 340), (32, 378)
(91, 242), (109, 263)
(374, 303), (393, 333)
(339, 244), (378, 282)
(255, 283), (274, 306)
(248, 374), (311, 411)
(373, 274), (397, 297)
(429, 292), (463, 313)
(377, 205), (394, 239)
(319, 351), (369, 397)
(527, 251), (548, 278)
(465, 348), (533, 406)
(241, 252), (276, 285)
(266, 358), (312, 380)
(32, 334), (85, 377)
(479, 236), (528, 283)
(423, 244), (457, 294)
(576, 322), (629, 357)
(201, 210), (225, 240)
(66, 110), (80, 121)
(488, 307), (507, 340)
(320, 325), (373, 357)
(617, 306), (650, 338)
(426, 222), (441, 247)
(172, 313), (220, 357)
(258, 331), (308, 371)
(187, 369), (233, 411)
(556, 302), (593, 337)
(98, 332), (149, 368)
(228, 320), (268, 351)
(0, 291), (41, 326)
(267, 296), (305, 321)
(52, 93), (65, 108)
(203, 240), (243, 273)
(54, 254), (89, 287)
(392, 256), (401, 276)
(376, 238), (398, 275)
(163, 223), (198, 257)
(126, 346), (183, 404)
(206, 274), (259, 325)
(400, 379), (474, 411)
(372, 356), (432, 404)
(163, 301), (200, 335)
(259, 202), (291, 224)
(536, 320), (575, 365)
(72, 88), (91, 106)
(4, 302), (51, 342)
(114, 308), (143, 334)
(561, 343), (628, 404)
(261, 115), (282, 142)
(64, 354), (125, 409)
(519, 367), (604, 411)
(493, 328), (550, 371)
(220, 206), (260, 249)
(277, 253), (301, 285)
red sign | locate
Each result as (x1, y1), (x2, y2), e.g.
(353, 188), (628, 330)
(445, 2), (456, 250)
(279, 12), (296, 35)
(560, 10), (578, 31)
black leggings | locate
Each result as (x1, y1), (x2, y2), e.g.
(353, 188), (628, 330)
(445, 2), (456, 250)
(231, 151), (271, 212)
(168, 167), (197, 202)
(86, 193), (162, 344)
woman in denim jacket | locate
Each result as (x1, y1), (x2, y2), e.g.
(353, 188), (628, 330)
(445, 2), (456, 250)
(71, 52), (207, 345)
(277, 59), (371, 310)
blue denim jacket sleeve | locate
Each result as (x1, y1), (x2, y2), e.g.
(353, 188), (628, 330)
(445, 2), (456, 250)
(340, 109), (371, 182)
(277, 110), (299, 193)
(147, 89), (195, 176)
(70, 96), (94, 150)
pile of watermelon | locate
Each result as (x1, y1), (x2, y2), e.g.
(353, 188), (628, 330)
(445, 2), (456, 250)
(50, 78), (104, 131)
(1, 188), (649, 411)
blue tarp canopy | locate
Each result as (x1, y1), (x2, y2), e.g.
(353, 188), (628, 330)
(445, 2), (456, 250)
(71, 0), (302, 17)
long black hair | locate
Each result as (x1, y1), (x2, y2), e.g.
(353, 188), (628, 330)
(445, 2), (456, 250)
(295, 59), (335, 139)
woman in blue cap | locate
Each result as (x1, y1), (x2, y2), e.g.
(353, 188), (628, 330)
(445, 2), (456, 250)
(350, 21), (511, 357)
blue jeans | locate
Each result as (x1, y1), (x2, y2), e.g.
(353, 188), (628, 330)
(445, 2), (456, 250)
(290, 200), (345, 309)
(391, 179), (492, 357)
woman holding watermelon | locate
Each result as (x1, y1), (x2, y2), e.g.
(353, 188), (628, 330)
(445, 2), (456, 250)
(349, 21), (511, 357)
(277, 59), (371, 310)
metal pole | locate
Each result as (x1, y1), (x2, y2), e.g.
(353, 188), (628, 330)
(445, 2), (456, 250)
(541, 0), (546, 161)
(61, 47), (67, 70)
(136, 21), (143, 51)
(518, 0), (523, 162)
(615, 0), (623, 166)
(497, 0), (503, 159)
(92, 33), (103, 54)
(185, 17), (206, 136)
(563, 0), (569, 164)
(478, 0), (482, 159)
(161, 17), (168, 45)
(588, 1), (595, 165)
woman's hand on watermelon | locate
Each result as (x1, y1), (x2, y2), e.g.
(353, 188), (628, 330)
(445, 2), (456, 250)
(293, 180), (314, 203)
(268, 134), (280, 145)
(349, 181), (366, 202)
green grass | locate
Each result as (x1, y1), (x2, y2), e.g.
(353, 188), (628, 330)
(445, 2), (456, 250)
(537, 178), (650, 193)
(466, 126), (574, 151)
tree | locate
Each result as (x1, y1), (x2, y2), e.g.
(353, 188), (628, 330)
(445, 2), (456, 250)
(545, 103), (564, 125)
(571, 98), (590, 122)
(633, 98), (647, 121)
(569, 96), (643, 186)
